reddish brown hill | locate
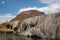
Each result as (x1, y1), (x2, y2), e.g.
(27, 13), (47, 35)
(11, 10), (45, 21)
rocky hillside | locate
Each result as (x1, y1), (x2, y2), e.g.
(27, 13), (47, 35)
(16, 12), (60, 39)
(0, 10), (44, 33)
(1, 9), (60, 39)
(11, 10), (44, 21)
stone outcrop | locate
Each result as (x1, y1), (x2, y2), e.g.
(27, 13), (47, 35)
(11, 10), (44, 21)
(0, 10), (44, 34)
(0, 25), (14, 33)
(0, 21), (19, 33)
(17, 12), (60, 39)
(1, 9), (60, 39)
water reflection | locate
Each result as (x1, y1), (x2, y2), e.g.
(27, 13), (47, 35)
(0, 33), (59, 40)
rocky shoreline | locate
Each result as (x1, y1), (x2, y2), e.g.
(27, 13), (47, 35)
(17, 12), (60, 39)
(0, 10), (60, 39)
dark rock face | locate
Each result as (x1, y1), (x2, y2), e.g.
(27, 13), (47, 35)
(11, 10), (44, 21)
(17, 13), (60, 39)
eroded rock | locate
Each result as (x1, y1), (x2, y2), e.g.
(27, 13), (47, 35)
(17, 13), (60, 38)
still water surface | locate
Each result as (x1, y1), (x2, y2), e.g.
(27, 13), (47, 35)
(0, 33), (59, 40)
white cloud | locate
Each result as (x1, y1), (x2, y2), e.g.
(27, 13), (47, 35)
(40, 0), (60, 4)
(19, 0), (60, 14)
(40, 0), (60, 14)
(0, 14), (16, 24)
(0, 0), (9, 5)
(40, 3), (60, 14)
(2, 1), (5, 4)
(18, 7), (40, 14)
(19, 3), (60, 14)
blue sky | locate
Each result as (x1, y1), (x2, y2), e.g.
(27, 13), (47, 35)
(0, 0), (60, 24)
(0, 0), (47, 15)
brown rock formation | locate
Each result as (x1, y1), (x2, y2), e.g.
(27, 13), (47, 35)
(0, 10), (45, 34)
(11, 10), (45, 21)
(17, 12), (60, 39)
(0, 21), (15, 33)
